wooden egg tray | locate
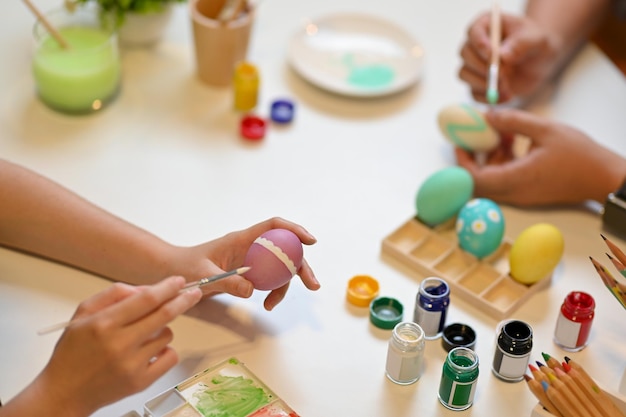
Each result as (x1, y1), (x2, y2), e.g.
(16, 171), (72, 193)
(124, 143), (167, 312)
(380, 216), (551, 319)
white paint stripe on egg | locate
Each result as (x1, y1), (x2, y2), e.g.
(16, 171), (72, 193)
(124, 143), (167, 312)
(253, 237), (298, 276)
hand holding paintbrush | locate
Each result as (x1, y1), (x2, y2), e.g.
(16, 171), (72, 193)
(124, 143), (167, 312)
(37, 267), (250, 335)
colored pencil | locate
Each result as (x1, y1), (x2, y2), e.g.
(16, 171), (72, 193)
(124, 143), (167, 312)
(563, 358), (625, 417)
(542, 380), (582, 417)
(543, 352), (564, 371)
(601, 234), (626, 272)
(530, 363), (549, 384)
(525, 374), (564, 417)
(538, 361), (557, 379)
(547, 373), (593, 417)
(525, 356), (626, 417)
(564, 364), (612, 417)
(554, 367), (603, 417)
(606, 253), (626, 276)
(37, 267), (250, 335)
(589, 257), (626, 309)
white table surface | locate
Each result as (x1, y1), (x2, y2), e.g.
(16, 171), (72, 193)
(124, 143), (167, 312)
(2, 1), (626, 416)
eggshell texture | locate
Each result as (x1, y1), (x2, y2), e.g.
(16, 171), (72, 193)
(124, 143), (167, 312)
(437, 103), (499, 152)
(416, 167), (474, 226)
(456, 198), (504, 259)
(243, 229), (304, 290)
(509, 223), (564, 285)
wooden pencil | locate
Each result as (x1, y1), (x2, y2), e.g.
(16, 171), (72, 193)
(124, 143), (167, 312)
(589, 257), (626, 309)
(606, 253), (626, 275)
(601, 234), (626, 268)
(530, 363), (549, 384)
(525, 374), (563, 417)
(563, 358), (625, 417)
(543, 380), (583, 417)
(554, 367), (603, 417)
(543, 352), (564, 371)
(547, 373), (593, 417)
(538, 361), (557, 379)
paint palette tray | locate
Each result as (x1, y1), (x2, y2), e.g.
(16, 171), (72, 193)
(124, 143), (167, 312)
(380, 217), (551, 319)
(143, 357), (299, 417)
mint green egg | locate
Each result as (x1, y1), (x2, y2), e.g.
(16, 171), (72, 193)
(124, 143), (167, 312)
(416, 167), (474, 227)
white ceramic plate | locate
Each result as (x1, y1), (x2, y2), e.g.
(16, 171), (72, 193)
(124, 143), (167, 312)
(287, 13), (424, 97)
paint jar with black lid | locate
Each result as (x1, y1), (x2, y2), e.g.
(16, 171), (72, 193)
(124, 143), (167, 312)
(491, 320), (533, 382)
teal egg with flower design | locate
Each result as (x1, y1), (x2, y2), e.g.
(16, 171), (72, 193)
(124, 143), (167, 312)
(456, 198), (504, 259)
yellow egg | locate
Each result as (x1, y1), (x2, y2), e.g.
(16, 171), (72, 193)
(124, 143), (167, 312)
(509, 223), (564, 285)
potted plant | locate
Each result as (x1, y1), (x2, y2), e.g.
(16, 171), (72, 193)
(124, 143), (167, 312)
(66, 0), (186, 47)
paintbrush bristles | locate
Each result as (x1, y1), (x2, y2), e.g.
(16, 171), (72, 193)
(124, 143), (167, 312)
(183, 266), (251, 290)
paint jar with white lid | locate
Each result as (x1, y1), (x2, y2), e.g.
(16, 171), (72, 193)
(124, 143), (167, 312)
(385, 321), (425, 385)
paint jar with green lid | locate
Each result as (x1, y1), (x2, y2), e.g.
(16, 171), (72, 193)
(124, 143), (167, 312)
(438, 347), (479, 411)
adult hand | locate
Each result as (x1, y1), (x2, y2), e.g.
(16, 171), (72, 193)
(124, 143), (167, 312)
(459, 11), (560, 104)
(455, 108), (626, 206)
(168, 217), (319, 311)
(33, 277), (202, 417)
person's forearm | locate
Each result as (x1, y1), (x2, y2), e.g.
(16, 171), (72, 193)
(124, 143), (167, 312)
(0, 159), (172, 284)
(0, 373), (90, 417)
(526, 0), (612, 67)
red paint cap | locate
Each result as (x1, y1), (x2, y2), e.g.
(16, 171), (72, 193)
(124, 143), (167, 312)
(240, 115), (266, 140)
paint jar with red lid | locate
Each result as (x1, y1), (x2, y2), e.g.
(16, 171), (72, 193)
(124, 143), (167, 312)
(553, 291), (595, 352)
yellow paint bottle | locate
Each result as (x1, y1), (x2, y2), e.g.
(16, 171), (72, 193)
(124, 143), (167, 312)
(233, 61), (259, 112)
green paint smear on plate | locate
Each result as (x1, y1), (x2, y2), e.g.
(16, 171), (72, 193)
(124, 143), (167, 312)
(193, 375), (271, 417)
(342, 53), (395, 89)
(347, 64), (395, 88)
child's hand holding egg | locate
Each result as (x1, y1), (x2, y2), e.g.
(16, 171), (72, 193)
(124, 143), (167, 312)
(243, 228), (304, 290)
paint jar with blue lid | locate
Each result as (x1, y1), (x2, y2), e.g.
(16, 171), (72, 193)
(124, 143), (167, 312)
(413, 277), (450, 339)
(492, 319), (533, 382)
(385, 321), (425, 385)
(438, 347), (479, 411)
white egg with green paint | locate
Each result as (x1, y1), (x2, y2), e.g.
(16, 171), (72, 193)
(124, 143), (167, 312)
(437, 104), (499, 152)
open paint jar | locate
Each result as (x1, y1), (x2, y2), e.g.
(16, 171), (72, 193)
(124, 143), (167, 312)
(32, 4), (121, 114)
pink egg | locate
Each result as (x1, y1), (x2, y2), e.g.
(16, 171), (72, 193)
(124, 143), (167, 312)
(243, 229), (304, 290)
